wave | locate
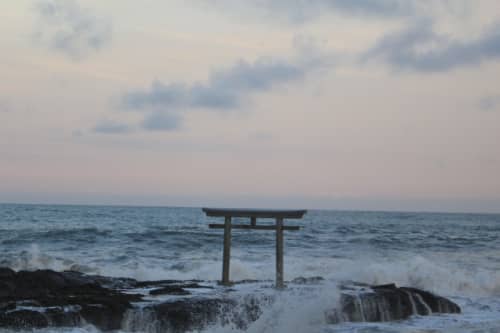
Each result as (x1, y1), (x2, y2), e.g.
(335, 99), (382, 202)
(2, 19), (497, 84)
(2, 247), (500, 333)
(1, 244), (101, 274)
(326, 256), (500, 297)
(3, 245), (500, 299)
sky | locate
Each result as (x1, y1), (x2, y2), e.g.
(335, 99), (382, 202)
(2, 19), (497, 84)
(1, 0), (500, 213)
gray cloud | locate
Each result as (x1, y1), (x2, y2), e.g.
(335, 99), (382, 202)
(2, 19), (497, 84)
(362, 19), (500, 72)
(204, 0), (414, 23)
(124, 58), (304, 110)
(142, 112), (182, 131)
(313, 0), (413, 17)
(121, 57), (310, 131)
(93, 121), (132, 134)
(34, 0), (112, 59)
(479, 95), (500, 111)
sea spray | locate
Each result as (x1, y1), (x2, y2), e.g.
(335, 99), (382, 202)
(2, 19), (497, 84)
(7, 243), (500, 298)
(330, 255), (500, 297)
(3, 244), (98, 274)
(121, 296), (260, 332)
(122, 307), (159, 333)
(197, 281), (341, 333)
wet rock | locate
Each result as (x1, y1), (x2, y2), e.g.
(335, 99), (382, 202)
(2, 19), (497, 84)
(150, 286), (191, 296)
(0, 310), (48, 329)
(0, 267), (462, 331)
(126, 296), (267, 333)
(135, 280), (207, 289)
(401, 287), (461, 314)
(150, 298), (232, 332)
(0, 268), (141, 331)
(326, 283), (461, 323)
(0, 268), (15, 279)
(291, 276), (324, 284)
(45, 308), (82, 327)
(0, 302), (15, 312)
(135, 279), (198, 287)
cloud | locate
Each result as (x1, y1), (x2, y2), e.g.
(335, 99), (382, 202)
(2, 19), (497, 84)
(479, 95), (500, 111)
(142, 112), (182, 131)
(203, 0), (414, 23)
(362, 19), (500, 72)
(92, 121), (132, 134)
(121, 56), (312, 131)
(34, 0), (112, 59)
(124, 58), (305, 110)
(318, 0), (413, 17)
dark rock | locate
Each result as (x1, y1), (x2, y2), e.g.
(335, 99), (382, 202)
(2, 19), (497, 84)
(135, 280), (203, 288)
(0, 268), (142, 331)
(0, 282), (14, 298)
(150, 298), (231, 332)
(372, 283), (397, 290)
(0, 310), (48, 329)
(233, 279), (269, 284)
(128, 295), (267, 333)
(179, 282), (212, 289)
(326, 284), (461, 323)
(45, 308), (82, 327)
(0, 302), (15, 312)
(150, 286), (191, 296)
(401, 287), (461, 314)
(0, 268), (15, 279)
(0, 267), (462, 331)
(291, 276), (324, 284)
(143, 281), (212, 296)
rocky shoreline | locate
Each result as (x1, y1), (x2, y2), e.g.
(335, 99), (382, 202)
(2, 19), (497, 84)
(0, 267), (461, 331)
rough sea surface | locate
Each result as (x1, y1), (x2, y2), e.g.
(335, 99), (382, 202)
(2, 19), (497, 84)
(1, 203), (500, 332)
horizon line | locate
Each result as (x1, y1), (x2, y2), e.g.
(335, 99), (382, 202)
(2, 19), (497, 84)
(1, 200), (499, 216)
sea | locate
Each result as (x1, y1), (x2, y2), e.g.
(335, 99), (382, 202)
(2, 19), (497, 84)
(1, 203), (500, 333)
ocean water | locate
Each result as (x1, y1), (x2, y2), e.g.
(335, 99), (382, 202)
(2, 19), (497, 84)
(1, 203), (500, 332)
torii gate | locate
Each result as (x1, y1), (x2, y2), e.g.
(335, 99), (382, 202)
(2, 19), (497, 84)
(202, 208), (307, 289)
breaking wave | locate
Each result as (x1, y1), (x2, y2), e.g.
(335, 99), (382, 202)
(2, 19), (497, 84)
(4, 244), (500, 298)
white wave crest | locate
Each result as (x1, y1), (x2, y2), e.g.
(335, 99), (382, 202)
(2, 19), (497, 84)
(5, 245), (500, 298)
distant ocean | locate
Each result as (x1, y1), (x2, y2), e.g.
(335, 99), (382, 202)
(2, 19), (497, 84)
(1, 203), (500, 332)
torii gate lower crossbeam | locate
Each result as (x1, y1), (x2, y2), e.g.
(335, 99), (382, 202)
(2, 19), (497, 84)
(202, 208), (307, 289)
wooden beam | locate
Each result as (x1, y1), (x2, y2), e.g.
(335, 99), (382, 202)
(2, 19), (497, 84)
(276, 217), (284, 289)
(251, 216), (257, 226)
(222, 216), (231, 286)
(209, 224), (300, 231)
(203, 208), (307, 219)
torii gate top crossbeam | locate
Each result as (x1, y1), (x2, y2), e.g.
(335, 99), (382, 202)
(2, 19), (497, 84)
(202, 208), (307, 219)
